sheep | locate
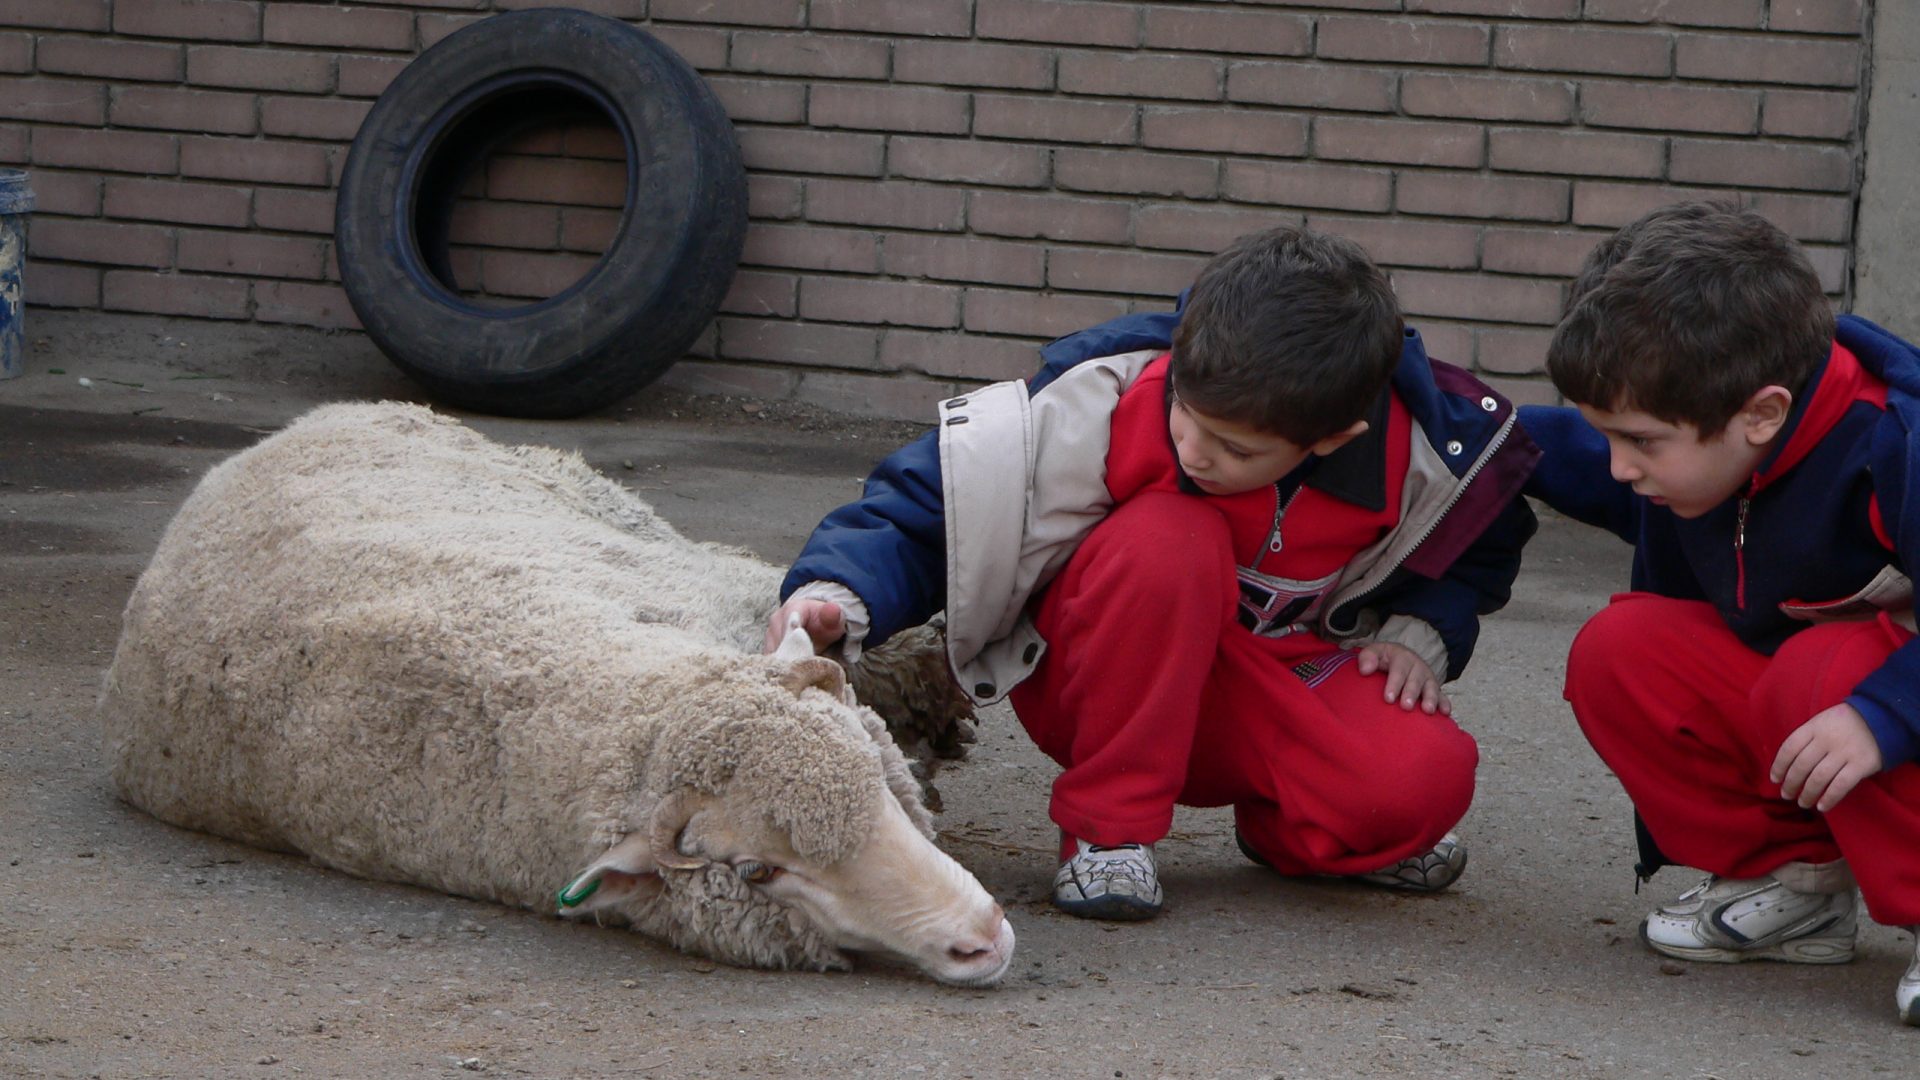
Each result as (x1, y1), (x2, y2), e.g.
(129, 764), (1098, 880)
(97, 401), (1014, 987)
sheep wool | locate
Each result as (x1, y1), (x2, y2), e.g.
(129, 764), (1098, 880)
(99, 401), (961, 974)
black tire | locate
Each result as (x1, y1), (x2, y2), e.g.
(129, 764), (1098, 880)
(335, 8), (745, 418)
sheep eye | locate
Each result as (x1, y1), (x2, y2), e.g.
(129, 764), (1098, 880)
(734, 861), (780, 884)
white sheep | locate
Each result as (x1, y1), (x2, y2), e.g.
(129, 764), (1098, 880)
(98, 402), (1014, 986)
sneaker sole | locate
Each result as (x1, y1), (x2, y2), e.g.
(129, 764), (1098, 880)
(1052, 894), (1163, 921)
(1637, 920), (1856, 965)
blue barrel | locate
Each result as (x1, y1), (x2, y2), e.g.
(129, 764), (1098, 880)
(0, 169), (35, 380)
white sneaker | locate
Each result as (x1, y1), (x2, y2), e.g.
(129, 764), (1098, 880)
(1052, 840), (1163, 920)
(1899, 929), (1920, 1026)
(1358, 833), (1468, 892)
(1641, 875), (1856, 964)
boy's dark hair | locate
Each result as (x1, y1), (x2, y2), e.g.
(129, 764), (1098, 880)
(1171, 224), (1403, 445)
(1547, 199), (1834, 436)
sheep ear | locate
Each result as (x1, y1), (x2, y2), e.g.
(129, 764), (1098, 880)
(780, 656), (851, 703)
(556, 834), (664, 915)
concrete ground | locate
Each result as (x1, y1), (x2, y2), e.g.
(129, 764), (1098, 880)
(1, 309), (1913, 1079)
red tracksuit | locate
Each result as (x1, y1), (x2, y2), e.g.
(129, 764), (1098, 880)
(1009, 362), (1479, 874)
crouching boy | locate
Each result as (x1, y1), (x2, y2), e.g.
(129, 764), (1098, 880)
(771, 225), (1538, 921)
(1521, 199), (1920, 1024)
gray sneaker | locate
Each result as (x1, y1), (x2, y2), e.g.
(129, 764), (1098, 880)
(1640, 875), (1856, 964)
(1899, 929), (1920, 1026)
(1052, 840), (1163, 920)
(1358, 833), (1468, 892)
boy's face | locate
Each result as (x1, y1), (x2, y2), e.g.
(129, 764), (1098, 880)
(1575, 391), (1789, 518)
(1170, 398), (1365, 496)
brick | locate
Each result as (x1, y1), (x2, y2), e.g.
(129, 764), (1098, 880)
(0, 78), (107, 125)
(1059, 51), (1221, 102)
(1227, 61), (1395, 114)
(651, 0), (803, 27)
(716, 317), (878, 369)
(336, 54), (407, 98)
(1804, 244), (1847, 294)
(1675, 33), (1860, 88)
(30, 218), (173, 268)
(1570, 180), (1737, 228)
(104, 177), (251, 226)
(1306, 214), (1480, 270)
(707, 77), (808, 125)
(480, 249), (600, 298)
(890, 135), (1049, 188)
(495, 0), (644, 15)
(1580, 80), (1759, 134)
(31, 126), (178, 173)
(262, 96), (371, 141)
(368, 0), (487, 8)
(1397, 172), (1570, 222)
(1221, 159), (1392, 213)
(1317, 17), (1490, 67)
(113, 86), (257, 135)
(880, 232), (1044, 286)
(809, 0), (972, 36)
(0, 124), (25, 162)
(263, 4), (413, 50)
(1142, 8), (1310, 57)
(1480, 372), (1559, 407)
(253, 185), (335, 233)
(810, 84), (969, 135)
(967, 190), (1131, 243)
(1744, 191), (1851, 243)
(1414, 320), (1476, 366)
(0, 32), (27, 74)
(1476, 326), (1555, 376)
(27, 170), (100, 216)
(1407, 0), (1578, 14)
(973, 94), (1136, 145)
(730, 32), (889, 79)
(177, 228), (326, 279)
(104, 269), (251, 318)
(894, 41), (1055, 91)
(747, 175), (804, 220)
(1393, 270), (1562, 325)
(1581, 0), (1761, 26)
(647, 24), (727, 71)
(181, 135), (330, 184)
(880, 328), (1039, 381)
(1140, 107), (1306, 157)
(1055, 147), (1217, 199)
(739, 126), (884, 177)
(445, 199), (559, 250)
(806, 179), (966, 232)
(1769, 0), (1864, 34)
(975, 0), (1138, 47)
(1048, 247), (1203, 297)
(115, 0), (260, 41)
(0, 0), (110, 32)
(719, 270), (799, 318)
(1761, 90), (1857, 140)
(561, 123), (622, 161)
(1481, 225), (1604, 276)
(801, 277), (962, 328)
(187, 44), (334, 92)
(36, 35), (183, 82)
(1494, 25), (1671, 76)
(740, 223), (880, 274)
(416, 13), (482, 48)
(1318, 116), (1484, 168)
(486, 156), (625, 207)
(962, 286), (1128, 338)
(1402, 73), (1574, 123)
(22, 261), (101, 308)
(1135, 205), (1301, 254)
(559, 207), (618, 252)
(1670, 138), (1852, 191)
(1488, 128), (1666, 179)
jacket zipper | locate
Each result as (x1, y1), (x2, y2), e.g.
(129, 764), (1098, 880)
(1734, 494), (1750, 612)
(1264, 483), (1302, 555)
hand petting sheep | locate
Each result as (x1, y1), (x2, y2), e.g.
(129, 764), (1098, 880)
(99, 402), (1014, 987)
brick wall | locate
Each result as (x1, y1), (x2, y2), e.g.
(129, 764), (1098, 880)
(0, 0), (1870, 418)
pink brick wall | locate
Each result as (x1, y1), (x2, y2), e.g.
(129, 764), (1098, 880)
(0, 0), (1869, 417)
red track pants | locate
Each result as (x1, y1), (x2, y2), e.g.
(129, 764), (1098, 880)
(1007, 491), (1478, 875)
(1565, 592), (1920, 925)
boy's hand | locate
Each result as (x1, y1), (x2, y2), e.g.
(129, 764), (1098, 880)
(1771, 703), (1882, 812)
(1354, 642), (1452, 715)
(762, 598), (846, 655)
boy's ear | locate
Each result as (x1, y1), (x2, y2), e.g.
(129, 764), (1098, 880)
(1308, 420), (1370, 457)
(1738, 385), (1794, 445)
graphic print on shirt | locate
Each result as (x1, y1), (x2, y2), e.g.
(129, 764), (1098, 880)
(1236, 564), (1341, 638)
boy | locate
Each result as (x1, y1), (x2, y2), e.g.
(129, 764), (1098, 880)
(1520, 199), (1920, 1024)
(771, 226), (1539, 920)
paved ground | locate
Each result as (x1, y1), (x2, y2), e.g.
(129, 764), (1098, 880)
(2, 310), (1914, 1079)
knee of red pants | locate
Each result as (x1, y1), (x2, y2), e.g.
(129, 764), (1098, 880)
(1564, 593), (1723, 739)
(1750, 618), (1907, 751)
(1054, 490), (1236, 615)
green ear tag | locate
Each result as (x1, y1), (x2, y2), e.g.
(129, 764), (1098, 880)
(557, 877), (601, 908)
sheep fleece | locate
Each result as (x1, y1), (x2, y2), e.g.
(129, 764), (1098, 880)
(100, 401), (937, 971)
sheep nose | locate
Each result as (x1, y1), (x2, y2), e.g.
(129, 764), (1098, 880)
(946, 905), (1009, 964)
(948, 942), (995, 963)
